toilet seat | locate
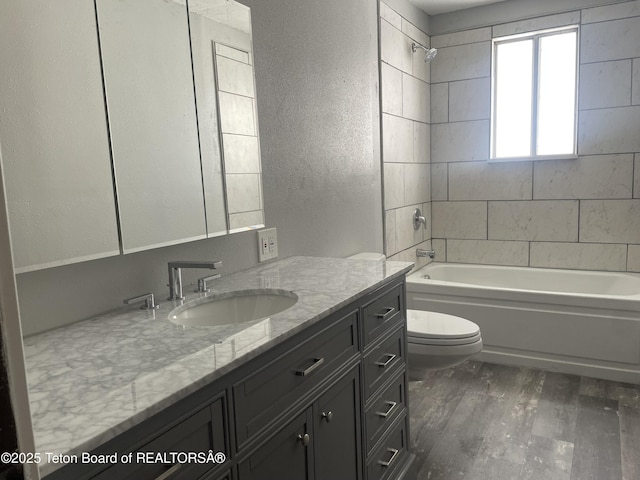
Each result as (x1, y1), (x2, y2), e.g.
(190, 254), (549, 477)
(407, 310), (481, 346)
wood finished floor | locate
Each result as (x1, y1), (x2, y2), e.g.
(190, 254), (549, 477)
(408, 361), (640, 480)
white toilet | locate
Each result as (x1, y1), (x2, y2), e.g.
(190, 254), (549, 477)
(406, 310), (482, 374)
(347, 253), (482, 373)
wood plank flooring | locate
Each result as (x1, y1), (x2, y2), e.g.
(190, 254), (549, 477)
(409, 361), (640, 480)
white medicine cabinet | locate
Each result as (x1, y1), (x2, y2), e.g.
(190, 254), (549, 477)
(0, 0), (265, 272)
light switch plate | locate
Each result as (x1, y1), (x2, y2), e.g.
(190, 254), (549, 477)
(258, 228), (278, 262)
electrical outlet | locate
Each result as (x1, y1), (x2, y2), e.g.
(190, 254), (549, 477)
(258, 228), (278, 262)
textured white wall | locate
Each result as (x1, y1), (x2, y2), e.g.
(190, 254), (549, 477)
(239, 0), (384, 259)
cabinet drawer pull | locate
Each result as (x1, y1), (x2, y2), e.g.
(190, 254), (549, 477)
(154, 463), (182, 480)
(378, 448), (399, 468)
(297, 433), (311, 447)
(374, 307), (396, 320)
(295, 357), (325, 376)
(374, 353), (396, 368)
(375, 401), (397, 418)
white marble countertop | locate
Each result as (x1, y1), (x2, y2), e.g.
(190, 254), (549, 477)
(23, 256), (413, 477)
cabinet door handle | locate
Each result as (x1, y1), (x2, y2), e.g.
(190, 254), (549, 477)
(154, 463), (182, 480)
(375, 401), (397, 418)
(378, 448), (399, 468)
(295, 357), (325, 376)
(297, 433), (311, 447)
(374, 307), (396, 319)
(374, 353), (396, 368)
(321, 411), (334, 422)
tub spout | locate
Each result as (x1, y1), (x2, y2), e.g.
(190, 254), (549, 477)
(417, 249), (435, 259)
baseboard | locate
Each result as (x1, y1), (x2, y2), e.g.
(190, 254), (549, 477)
(477, 349), (640, 384)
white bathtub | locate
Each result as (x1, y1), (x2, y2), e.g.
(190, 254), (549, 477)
(406, 263), (640, 383)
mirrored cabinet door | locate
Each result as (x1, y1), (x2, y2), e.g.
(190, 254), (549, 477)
(189, 0), (265, 234)
(0, 0), (120, 273)
(189, 6), (229, 238)
(96, 0), (208, 253)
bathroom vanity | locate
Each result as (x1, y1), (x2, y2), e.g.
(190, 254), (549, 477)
(24, 257), (415, 480)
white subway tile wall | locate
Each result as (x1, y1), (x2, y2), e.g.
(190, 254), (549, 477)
(448, 161), (532, 200)
(382, 113), (413, 163)
(580, 17), (640, 63)
(430, 42), (491, 83)
(383, 162), (404, 209)
(530, 242), (628, 271)
(431, 27), (491, 49)
(448, 77), (491, 122)
(413, 122), (430, 164)
(380, 2), (430, 258)
(578, 107), (640, 154)
(488, 200), (579, 242)
(402, 73), (430, 122)
(380, 1), (402, 29)
(430, 163), (448, 201)
(396, 203), (428, 251)
(381, 63), (403, 116)
(447, 239), (529, 266)
(492, 11), (581, 37)
(579, 200), (640, 243)
(579, 61), (632, 110)
(429, 0), (640, 271)
(581, 0), (640, 24)
(432, 201), (487, 239)
(430, 83), (448, 123)
(633, 59), (640, 105)
(431, 120), (490, 162)
(628, 244), (640, 271)
(533, 155), (634, 200)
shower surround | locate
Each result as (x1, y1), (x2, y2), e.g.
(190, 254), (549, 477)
(429, 1), (640, 273)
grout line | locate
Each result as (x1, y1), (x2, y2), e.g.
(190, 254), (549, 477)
(633, 154), (637, 198)
(626, 243), (629, 271)
(577, 199), (581, 242)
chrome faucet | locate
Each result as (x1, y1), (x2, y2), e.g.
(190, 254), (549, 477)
(416, 249), (435, 259)
(196, 273), (221, 294)
(168, 260), (222, 300)
(123, 292), (159, 310)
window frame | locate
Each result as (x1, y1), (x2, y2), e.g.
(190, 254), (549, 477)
(490, 25), (580, 163)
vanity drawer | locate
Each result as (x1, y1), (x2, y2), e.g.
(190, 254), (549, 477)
(365, 372), (406, 455)
(362, 284), (403, 347)
(233, 310), (359, 450)
(92, 398), (226, 480)
(363, 326), (405, 400)
(366, 415), (409, 480)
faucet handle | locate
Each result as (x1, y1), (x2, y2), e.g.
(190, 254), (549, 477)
(124, 293), (159, 310)
(196, 274), (221, 293)
(413, 208), (427, 230)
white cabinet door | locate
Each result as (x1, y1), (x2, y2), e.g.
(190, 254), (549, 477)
(96, 0), (207, 253)
(0, 0), (121, 273)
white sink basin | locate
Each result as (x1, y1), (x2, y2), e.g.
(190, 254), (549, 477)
(169, 289), (298, 327)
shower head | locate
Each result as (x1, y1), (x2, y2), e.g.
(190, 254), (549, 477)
(411, 42), (438, 63)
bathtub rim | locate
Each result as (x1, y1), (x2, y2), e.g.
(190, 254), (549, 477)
(406, 262), (640, 312)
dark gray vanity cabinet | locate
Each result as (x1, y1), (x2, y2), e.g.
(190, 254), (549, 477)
(238, 365), (362, 480)
(237, 409), (313, 480)
(313, 366), (362, 480)
(44, 276), (415, 480)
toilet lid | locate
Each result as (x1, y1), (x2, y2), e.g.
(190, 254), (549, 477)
(407, 310), (480, 340)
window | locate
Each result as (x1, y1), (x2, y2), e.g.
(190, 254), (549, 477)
(491, 26), (579, 161)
